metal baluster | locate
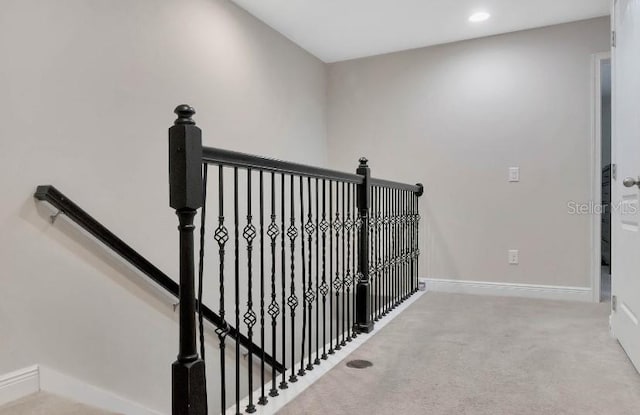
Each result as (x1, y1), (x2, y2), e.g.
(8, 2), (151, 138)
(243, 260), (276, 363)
(304, 177), (315, 371)
(370, 186), (375, 322)
(287, 175), (299, 383)
(415, 190), (421, 292)
(383, 187), (388, 316)
(319, 180), (329, 359)
(267, 173), (280, 398)
(344, 182), (352, 342)
(375, 187), (380, 318)
(376, 186), (382, 320)
(279, 174), (288, 390)
(340, 182), (346, 347)
(243, 169), (257, 414)
(214, 166), (230, 415)
(352, 183), (358, 339)
(196, 164), (208, 414)
(299, 177), (307, 378)
(400, 189), (405, 302)
(233, 167), (240, 415)
(392, 188), (398, 309)
(405, 190), (409, 300)
(371, 186), (380, 321)
(329, 181), (335, 355)
(315, 178), (321, 365)
(258, 172), (267, 406)
(333, 183), (342, 351)
(197, 164), (208, 361)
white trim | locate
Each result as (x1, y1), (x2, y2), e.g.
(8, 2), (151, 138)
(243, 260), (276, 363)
(39, 366), (162, 415)
(0, 365), (162, 414)
(228, 290), (428, 415)
(426, 278), (592, 302)
(591, 51), (612, 304)
(0, 365), (39, 407)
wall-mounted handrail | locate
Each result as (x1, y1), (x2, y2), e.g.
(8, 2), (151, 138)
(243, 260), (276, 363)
(33, 185), (284, 373)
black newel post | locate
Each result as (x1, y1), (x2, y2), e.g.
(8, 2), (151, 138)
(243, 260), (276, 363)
(169, 105), (207, 415)
(355, 157), (374, 333)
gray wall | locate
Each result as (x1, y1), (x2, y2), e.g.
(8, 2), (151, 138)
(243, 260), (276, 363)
(0, 0), (326, 412)
(327, 17), (610, 289)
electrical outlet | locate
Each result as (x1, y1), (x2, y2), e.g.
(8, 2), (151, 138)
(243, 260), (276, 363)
(509, 167), (520, 182)
(508, 249), (519, 265)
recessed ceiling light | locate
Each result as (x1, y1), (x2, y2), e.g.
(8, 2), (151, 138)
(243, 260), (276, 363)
(469, 12), (491, 23)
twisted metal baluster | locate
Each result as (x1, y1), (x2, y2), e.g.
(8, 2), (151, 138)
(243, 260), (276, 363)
(243, 169), (258, 414)
(267, 173), (280, 397)
(196, 163), (208, 414)
(319, 180), (329, 359)
(279, 174), (288, 390)
(287, 175), (299, 383)
(333, 183), (342, 351)
(213, 165), (230, 415)
(344, 184), (353, 342)
(304, 177), (316, 371)
(258, 172), (267, 406)
(314, 178), (321, 364)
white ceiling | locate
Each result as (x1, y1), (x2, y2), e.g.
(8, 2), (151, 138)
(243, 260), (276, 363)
(230, 0), (610, 62)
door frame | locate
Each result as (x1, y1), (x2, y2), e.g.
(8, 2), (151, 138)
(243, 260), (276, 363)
(590, 51), (612, 304)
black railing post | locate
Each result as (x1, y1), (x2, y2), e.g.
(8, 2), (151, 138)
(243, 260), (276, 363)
(355, 158), (374, 333)
(169, 105), (207, 415)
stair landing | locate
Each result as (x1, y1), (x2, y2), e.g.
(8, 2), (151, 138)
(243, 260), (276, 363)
(0, 392), (117, 415)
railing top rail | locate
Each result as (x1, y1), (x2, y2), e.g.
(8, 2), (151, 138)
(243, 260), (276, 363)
(202, 146), (364, 184)
(202, 146), (424, 195)
(370, 178), (423, 194)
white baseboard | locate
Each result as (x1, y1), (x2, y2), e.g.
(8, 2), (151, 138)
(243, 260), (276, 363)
(0, 365), (162, 414)
(39, 366), (162, 415)
(425, 278), (593, 302)
(0, 365), (39, 406)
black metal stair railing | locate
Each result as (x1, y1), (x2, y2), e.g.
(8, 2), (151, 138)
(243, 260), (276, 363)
(169, 104), (423, 415)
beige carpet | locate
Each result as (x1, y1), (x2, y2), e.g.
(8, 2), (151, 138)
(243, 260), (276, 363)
(278, 292), (640, 415)
(0, 392), (117, 415)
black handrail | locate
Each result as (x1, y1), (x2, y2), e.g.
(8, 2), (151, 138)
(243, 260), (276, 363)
(203, 147), (423, 194)
(202, 147), (365, 184)
(33, 185), (285, 373)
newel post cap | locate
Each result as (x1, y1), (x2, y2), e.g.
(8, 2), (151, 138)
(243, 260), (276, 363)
(174, 105), (196, 125)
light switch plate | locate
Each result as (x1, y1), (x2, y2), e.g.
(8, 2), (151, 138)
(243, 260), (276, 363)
(509, 167), (520, 182)
(508, 250), (519, 265)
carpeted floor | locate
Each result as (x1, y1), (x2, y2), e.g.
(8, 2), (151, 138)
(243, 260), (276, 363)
(278, 292), (640, 415)
(0, 392), (117, 415)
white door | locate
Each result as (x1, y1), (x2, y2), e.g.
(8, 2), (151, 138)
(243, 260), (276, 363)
(611, 0), (640, 372)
